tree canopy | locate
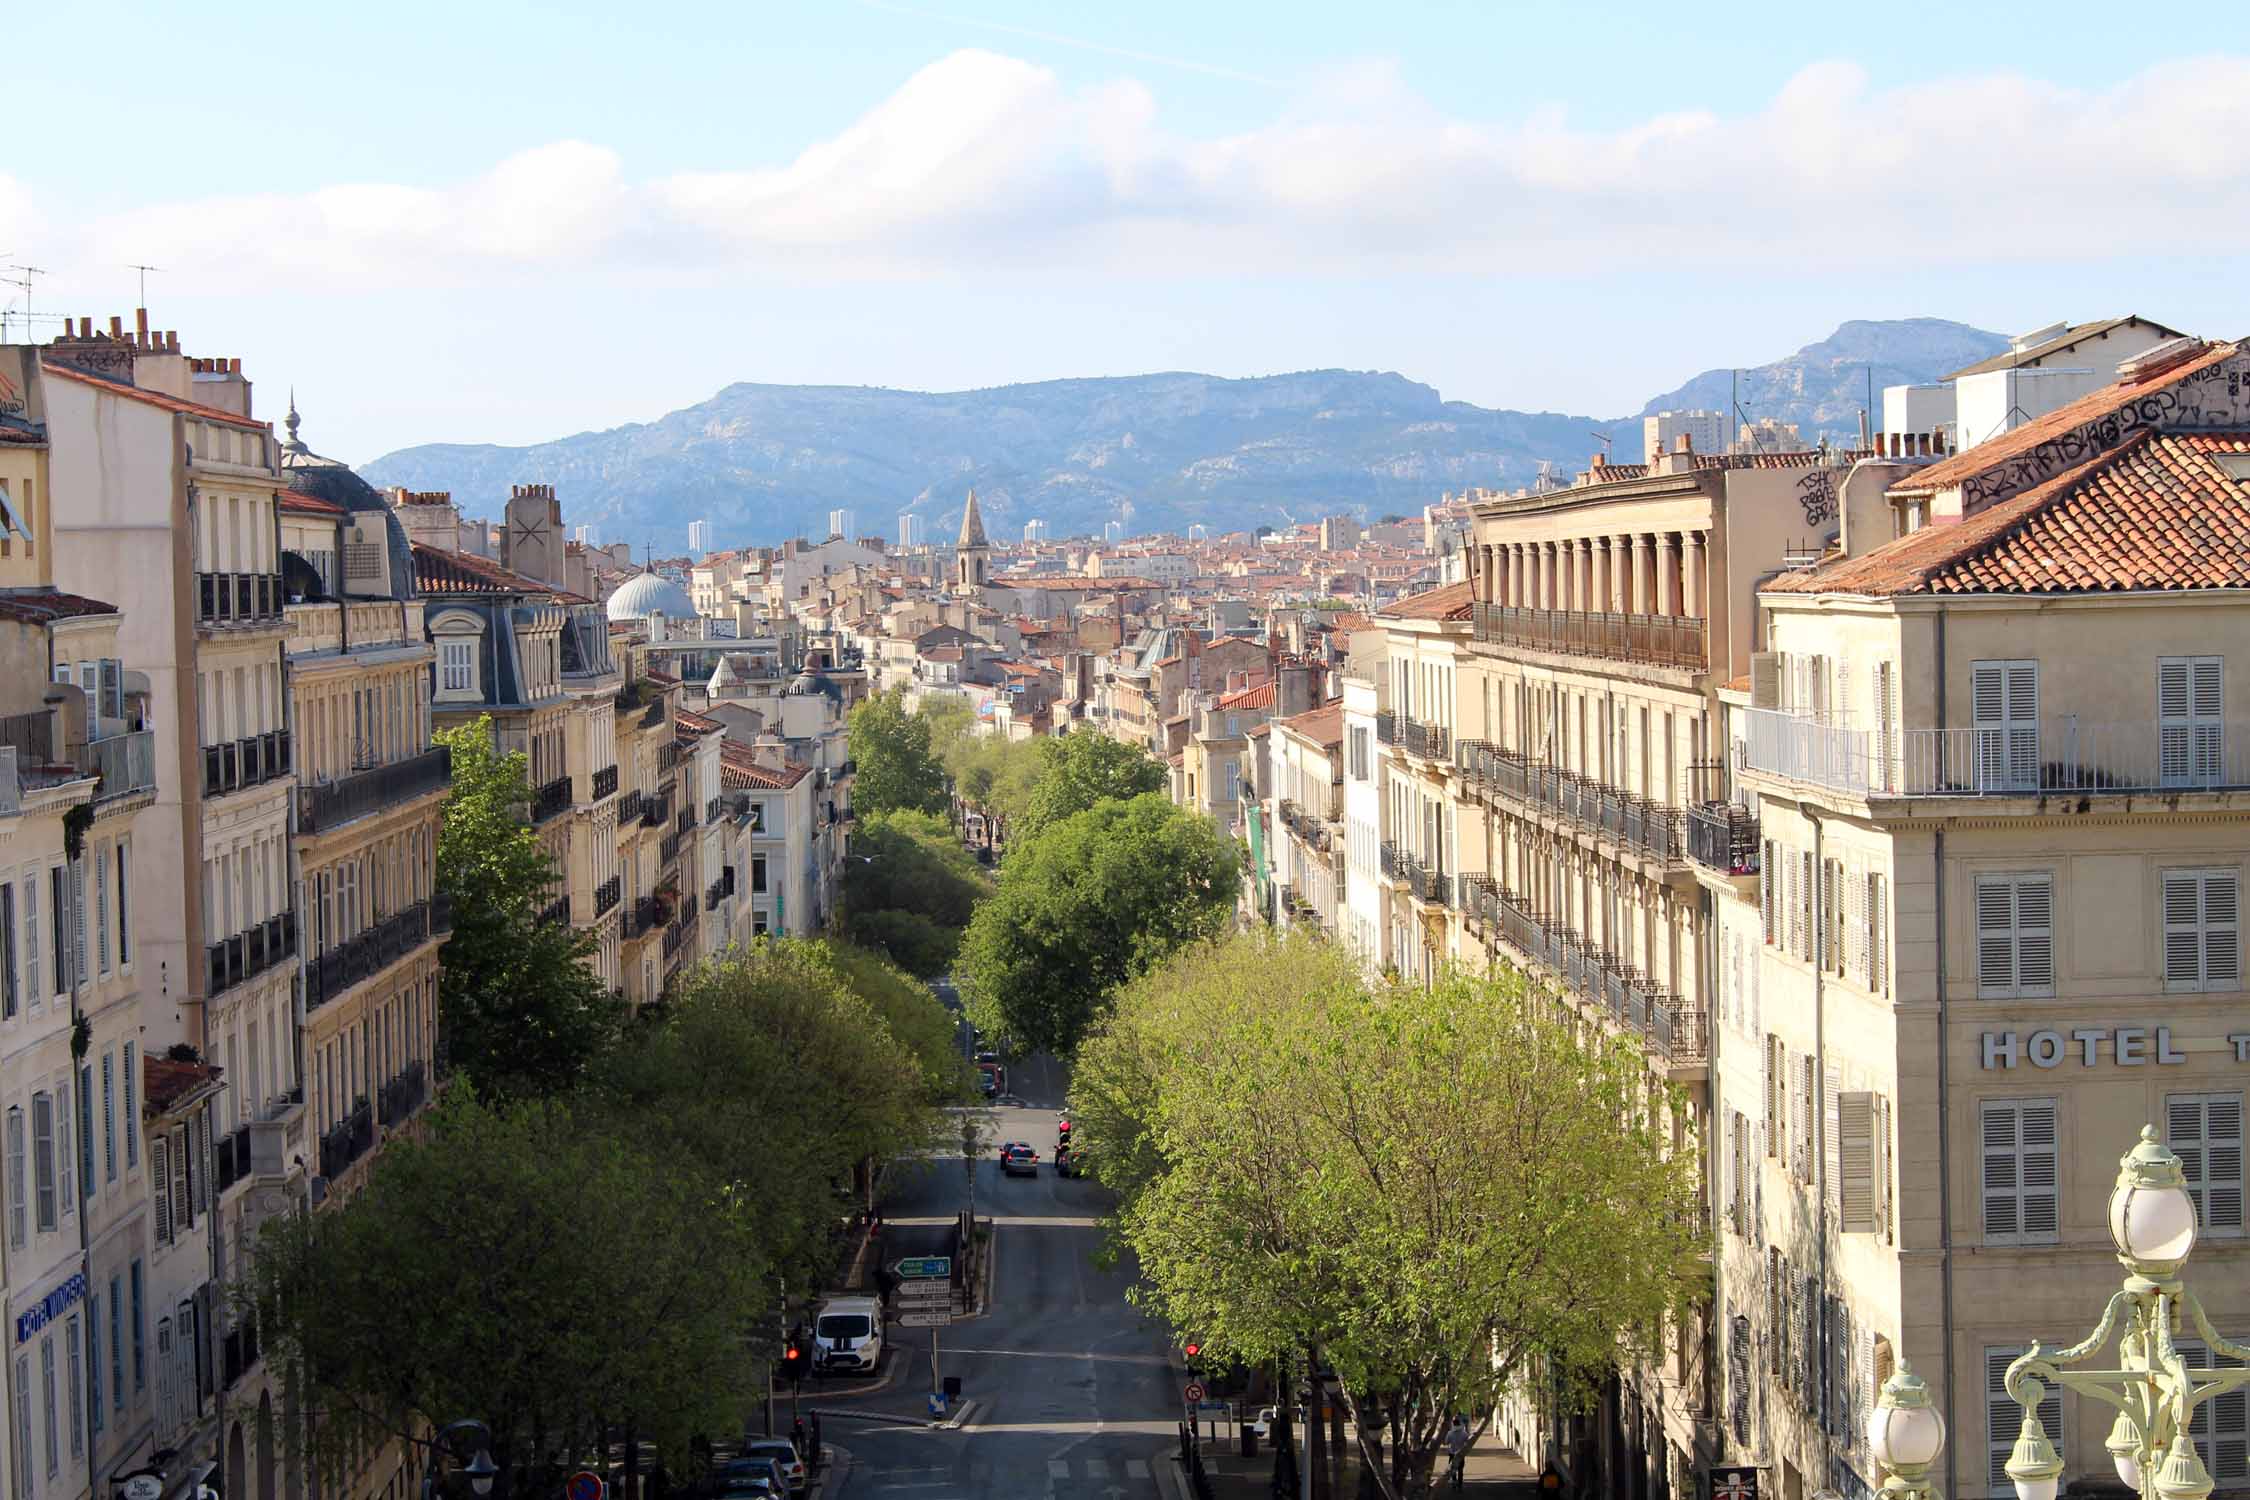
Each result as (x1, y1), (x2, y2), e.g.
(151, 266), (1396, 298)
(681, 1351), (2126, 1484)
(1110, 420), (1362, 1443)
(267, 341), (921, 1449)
(847, 687), (951, 816)
(434, 717), (625, 1103)
(956, 793), (1237, 1053)
(1015, 731), (1168, 840)
(839, 809), (989, 975)
(1073, 933), (1705, 1496)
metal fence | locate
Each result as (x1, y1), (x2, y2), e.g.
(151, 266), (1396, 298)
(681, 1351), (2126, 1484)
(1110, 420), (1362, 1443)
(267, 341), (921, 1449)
(1471, 602), (1707, 670)
(1743, 709), (2250, 797)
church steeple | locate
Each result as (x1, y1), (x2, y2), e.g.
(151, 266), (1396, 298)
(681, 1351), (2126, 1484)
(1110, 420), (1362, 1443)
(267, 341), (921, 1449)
(954, 489), (991, 592)
(956, 488), (990, 550)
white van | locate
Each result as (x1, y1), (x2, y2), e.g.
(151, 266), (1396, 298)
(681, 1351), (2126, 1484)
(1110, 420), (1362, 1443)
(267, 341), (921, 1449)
(813, 1296), (884, 1374)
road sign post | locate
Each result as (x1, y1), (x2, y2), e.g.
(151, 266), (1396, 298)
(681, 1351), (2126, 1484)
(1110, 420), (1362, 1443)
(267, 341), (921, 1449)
(1184, 1381), (1206, 1405)
(897, 1310), (954, 1327)
(895, 1256), (952, 1279)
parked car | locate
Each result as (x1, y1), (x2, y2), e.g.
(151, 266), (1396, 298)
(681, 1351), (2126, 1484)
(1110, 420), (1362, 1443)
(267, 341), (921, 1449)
(739, 1440), (807, 1495)
(1000, 1142), (1039, 1176)
(715, 1457), (789, 1497)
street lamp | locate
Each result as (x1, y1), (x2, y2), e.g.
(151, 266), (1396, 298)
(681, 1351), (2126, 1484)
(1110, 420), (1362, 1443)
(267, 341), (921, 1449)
(421, 1419), (500, 1500)
(2000, 1126), (2250, 1500)
(1868, 1358), (1946, 1500)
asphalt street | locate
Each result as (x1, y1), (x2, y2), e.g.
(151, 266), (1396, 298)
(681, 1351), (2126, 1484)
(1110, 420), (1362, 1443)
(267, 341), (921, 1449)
(810, 1046), (1181, 1500)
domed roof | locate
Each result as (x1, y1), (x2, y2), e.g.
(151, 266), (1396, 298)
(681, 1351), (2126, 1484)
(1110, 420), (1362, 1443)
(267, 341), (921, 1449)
(606, 570), (697, 622)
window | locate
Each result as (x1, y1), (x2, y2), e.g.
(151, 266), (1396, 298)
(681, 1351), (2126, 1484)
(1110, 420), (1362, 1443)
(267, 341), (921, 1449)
(129, 1262), (144, 1392)
(751, 854), (768, 894)
(1971, 659), (2039, 791)
(2159, 656), (2224, 788)
(2169, 1093), (2245, 1233)
(1987, 1346), (2063, 1490)
(48, 866), (63, 997)
(108, 1276), (122, 1411)
(56, 1082), (71, 1217)
(101, 1053), (115, 1185)
(1980, 1099), (2059, 1244)
(95, 848), (109, 977)
(39, 1335), (55, 1476)
(1975, 873), (2054, 999)
(31, 1092), (54, 1232)
(122, 1044), (137, 1170)
(1, 883), (13, 1018)
(64, 1319), (80, 1460)
(2174, 1336), (2250, 1484)
(438, 638), (477, 697)
(11, 1355), (28, 1500)
(3, 1109), (19, 1249)
(116, 842), (129, 967)
(1728, 1312), (1752, 1446)
(2163, 869), (2240, 993)
(21, 876), (34, 1014)
(1837, 1091), (1879, 1233)
(78, 1066), (94, 1202)
(151, 1137), (170, 1245)
(70, 861), (85, 994)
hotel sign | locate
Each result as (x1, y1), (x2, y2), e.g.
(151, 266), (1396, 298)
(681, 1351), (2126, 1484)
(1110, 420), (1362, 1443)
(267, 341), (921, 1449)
(17, 1272), (87, 1345)
(1981, 1028), (2250, 1070)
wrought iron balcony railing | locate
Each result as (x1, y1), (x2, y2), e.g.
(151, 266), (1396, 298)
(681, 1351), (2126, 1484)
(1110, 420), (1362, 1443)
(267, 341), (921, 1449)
(298, 746), (450, 834)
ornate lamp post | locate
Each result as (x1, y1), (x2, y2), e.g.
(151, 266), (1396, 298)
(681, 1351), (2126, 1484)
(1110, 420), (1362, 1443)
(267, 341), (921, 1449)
(421, 1419), (500, 1500)
(1869, 1358), (1948, 1500)
(1999, 1126), (2250, 1500)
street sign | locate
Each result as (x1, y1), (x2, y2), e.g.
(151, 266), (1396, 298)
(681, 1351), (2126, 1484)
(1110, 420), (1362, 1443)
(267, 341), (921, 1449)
(1183, 1381), (1206, 1404)
(896, 1284), (955, 1303)
(895, 1256), (952, 1279)
(566, 1473), (605, 1500)
(899, 1310), (954, 1328)
(928, 1392), (948, 1417)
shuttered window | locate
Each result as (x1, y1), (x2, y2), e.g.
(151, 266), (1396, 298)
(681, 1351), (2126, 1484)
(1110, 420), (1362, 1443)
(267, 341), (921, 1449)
(1981, 1099), (2060, 1244)
(1800, 851), (1816, 961)
(1767, 1248), (1787, 1378)
(152, 1138), (171, 1245)
(95, 848), (110, 977)
(2168, 1093), (2245, 1233)
(2176, 1338), (2249, 1483)
(0, 885), (13, 1019)
(2163, 869), (2240, 993)
(101, 1053), (115, 1186)
(31, 1093), (55, 1232)
(4, 1109), (21, 1248)
(1971, 660), (2040, 792)
(1764, 1037), (1782, 1159)
(1729, 1313), (1752, 1446)
(2159, 656), (2224, 789)
(122, 1043), (137, 1171)
(1838, 1091), (1879, 1233)
(1988, 1347), (2064, 1491)
(1762, 843), (1778, 944)
(1976, 873), (2054, 999)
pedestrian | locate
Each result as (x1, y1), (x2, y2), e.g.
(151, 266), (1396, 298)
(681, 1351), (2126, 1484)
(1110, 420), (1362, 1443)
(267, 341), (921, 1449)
(1443, 1415), (1472, 1492)
(791, 1415), (808, 1459)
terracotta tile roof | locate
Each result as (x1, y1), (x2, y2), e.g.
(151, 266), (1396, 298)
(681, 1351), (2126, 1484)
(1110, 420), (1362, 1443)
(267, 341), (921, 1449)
(675, 709), (723, 733)
(0, 590), (120, 626)
(1246, 722), (1271, 738)
(1891, 340), (2239, 497)
(1586, 463), (1650, 481)
(719, 743), (809, 789)
(39, 359), (272, 433)
(1377, 580), (1473, 621)
(1217, 680), (1276, 711)
(410, 543), (562, 598)
(278, 490), (345, 518)
(644, 668), (679, 685)
(1766, 430), (2250, 597)
(143, 1056), (223, 1115)
(1275, 701), (1345, 747)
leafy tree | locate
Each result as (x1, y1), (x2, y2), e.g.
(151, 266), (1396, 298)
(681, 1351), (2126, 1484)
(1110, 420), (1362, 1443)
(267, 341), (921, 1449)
(839, 809), (990, 975)
(251, 1091), (767, 1481)
(434, 717), (625, 1102)
(810, 942), (974, 1102)
(848, 687), (950, 816)
(1075, 933), (1704, 1498)
(1014, 731), (1167, 840)
(956, 793), (1237, 1053)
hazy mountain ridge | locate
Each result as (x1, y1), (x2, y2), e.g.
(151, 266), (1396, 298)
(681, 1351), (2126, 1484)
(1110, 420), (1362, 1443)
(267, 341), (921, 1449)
(360, 319), (2006, 546)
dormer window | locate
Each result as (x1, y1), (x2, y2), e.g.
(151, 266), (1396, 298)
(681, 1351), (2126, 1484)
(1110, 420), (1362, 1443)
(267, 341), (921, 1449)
(429, 610), (487, 704)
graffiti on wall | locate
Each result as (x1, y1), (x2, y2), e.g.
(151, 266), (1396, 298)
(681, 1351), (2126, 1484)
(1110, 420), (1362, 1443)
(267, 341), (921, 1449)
(1958, 352), (2250, 510)
(1795, 467), (1838, 527)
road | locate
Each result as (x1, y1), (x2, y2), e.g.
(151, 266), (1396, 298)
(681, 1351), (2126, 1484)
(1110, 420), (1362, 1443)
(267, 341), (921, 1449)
(810, 1046), (1180, 1500)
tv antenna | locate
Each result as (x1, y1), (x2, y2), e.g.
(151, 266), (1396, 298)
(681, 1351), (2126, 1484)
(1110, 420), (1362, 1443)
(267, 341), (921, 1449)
(1533, 459), (1559, 493)
(1588, 429), (1613, 458)
(126, 263), (164, 308)
(0, 263), (46, 342)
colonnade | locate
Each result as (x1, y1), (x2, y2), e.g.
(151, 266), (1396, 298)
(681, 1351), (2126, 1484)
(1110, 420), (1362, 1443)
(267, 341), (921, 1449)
(1475, 531), (1710, 619)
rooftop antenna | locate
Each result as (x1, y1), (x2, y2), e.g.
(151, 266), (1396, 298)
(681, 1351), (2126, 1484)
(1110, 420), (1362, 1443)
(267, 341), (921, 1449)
(0, 263), (45, 342)
(126, 263), (163, 310)
(1588, 429), (1613, 459)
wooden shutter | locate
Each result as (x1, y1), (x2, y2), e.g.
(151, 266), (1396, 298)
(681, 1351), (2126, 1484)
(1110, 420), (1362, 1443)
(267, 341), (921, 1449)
(1871, 873), (1890, 995)
(1838, 1091), (1878, 1232)
(1766, 1248), (1783, 1374)
(1829, 1298), (1854, 1439)
(2159, 657), (2224, 788)
(1751, 652), (1780, 709)
(1730, 1314), (1752, 1445)
(2165, 870), (2239, 993)
(2177, 1337), (2250, 1484)
(2169, 1093), (2245, 1233)
(1788, 1049), (1807, 1182)
(1989, 1346), (2065, 1489)
(1763, 1039), (1779, 1159)
(152, 1137), (170, 1245)
(94, 850), (109, 977)
(1978, 874), (2053, 999)
(1875, 661), (1898, 792)
(1875, 1094), (1895, 1241)
(1800, 851), (1816, 961)
(1982, 1099), (2059, 1243)
(1972, 660), (2040, 791)
(1824, 1065), (1842, 1209)
(169, 1126), (188, 1234)
(71, 860), (87, 992)
(1762, 843), (1778, 943)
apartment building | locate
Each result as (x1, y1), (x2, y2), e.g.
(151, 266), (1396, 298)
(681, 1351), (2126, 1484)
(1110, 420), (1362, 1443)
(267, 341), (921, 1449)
(612, 674), (679, 1005)
(1368, 581), (1471, 987)
(717, 740), (817, 939)
(1712, 337), (2250, 1500)
(1262, 702), (1345, 936)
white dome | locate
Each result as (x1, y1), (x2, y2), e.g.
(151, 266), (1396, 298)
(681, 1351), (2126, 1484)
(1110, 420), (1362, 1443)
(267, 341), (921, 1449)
(606, 571), (697, 622)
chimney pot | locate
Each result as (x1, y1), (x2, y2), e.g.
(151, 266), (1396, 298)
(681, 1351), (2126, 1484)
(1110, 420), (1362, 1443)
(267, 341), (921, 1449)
(1674, 434), (1692, 454)
(166, 331), (179, 352)
(134, 308), (148, 346)
(108, 316), (123, 338)
(230, 356), (241, 374)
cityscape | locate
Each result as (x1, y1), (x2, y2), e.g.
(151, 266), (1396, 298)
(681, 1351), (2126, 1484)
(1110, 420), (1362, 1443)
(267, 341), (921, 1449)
(4, 11), (2248, 1500)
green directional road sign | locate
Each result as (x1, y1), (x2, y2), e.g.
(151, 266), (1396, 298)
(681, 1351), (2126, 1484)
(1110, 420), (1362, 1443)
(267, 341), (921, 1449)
(895, 1256), (952, 1280)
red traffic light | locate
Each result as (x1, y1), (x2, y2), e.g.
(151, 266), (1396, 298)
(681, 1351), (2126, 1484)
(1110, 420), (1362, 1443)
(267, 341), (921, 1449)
(1184, 1342), (1201, 1359)
(782, 1345), (803, 1365)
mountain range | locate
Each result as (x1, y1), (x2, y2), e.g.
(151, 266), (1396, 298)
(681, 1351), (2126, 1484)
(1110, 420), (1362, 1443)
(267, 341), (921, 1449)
(359, 318), (2007, 548)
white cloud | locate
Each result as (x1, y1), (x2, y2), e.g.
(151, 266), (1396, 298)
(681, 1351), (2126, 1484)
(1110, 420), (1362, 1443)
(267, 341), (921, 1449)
(45, 48), (2250, 290)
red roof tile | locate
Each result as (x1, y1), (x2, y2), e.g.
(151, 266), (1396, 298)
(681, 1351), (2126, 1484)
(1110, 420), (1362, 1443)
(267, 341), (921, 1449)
(40, 359), (273, 434)
(1767, 430), (2250, 597)
(1274, 701), (1345, 747)
(0, 590), (121, 626)
(143, 1056), (223, 1115)
(1377, 581), (1473, 621)
(410, 543), (563, 598)
(279, 490), (345, 518)
(1217, 680), (1276, 711)
(718, 743), (809, 789)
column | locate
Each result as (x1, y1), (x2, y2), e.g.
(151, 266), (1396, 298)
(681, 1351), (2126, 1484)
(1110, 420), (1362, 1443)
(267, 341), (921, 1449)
(1574, 539), (1593, 614)
(1683, 531), (1707, 619)
(1591, 538), (1611, 614)
(1611, 536), (1633, 612)
(1629, 535), (1652, 615)
(1656, 532), (1682, 618)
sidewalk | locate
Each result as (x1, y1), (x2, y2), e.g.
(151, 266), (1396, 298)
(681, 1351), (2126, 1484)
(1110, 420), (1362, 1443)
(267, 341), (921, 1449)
(1155, 1427), (1541, 1500)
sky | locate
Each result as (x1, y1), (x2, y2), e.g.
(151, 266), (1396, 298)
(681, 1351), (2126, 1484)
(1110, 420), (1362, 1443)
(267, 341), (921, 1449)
(5, 2), (2247, 463)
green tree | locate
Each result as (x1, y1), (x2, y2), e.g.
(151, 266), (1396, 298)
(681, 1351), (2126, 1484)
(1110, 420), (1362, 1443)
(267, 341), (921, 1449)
(848, 687), (950, 816)
(811, 942), (974, 1102)
(251, 1091), (768, 1481)
(1075, 934), (1704, 1497)
(1015, 731), (1167, 840)
(839, 809), (991, 975)
(956, 793), (1237, 1053)
(434, 717), (625, 1102)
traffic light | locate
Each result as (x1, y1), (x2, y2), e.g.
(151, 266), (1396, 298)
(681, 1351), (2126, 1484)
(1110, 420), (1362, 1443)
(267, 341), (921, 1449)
(1183, 1343), (1200, 1360)
(781, 1339), (807, 1386)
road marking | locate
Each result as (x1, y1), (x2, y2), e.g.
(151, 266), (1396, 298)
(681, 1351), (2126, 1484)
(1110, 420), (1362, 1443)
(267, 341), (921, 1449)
(1047, 1461), (1071, 1479)
(1127, 1461), (1150, 1480)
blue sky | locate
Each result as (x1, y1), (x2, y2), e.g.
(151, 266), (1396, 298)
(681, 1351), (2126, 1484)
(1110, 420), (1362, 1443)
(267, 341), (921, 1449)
(5, 2), (2244, 462)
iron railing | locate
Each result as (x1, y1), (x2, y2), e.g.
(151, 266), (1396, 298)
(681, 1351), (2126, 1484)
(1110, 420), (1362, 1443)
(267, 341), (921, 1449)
(206, 911), (299, 999)
(1454, 739), (1684, 865)
(535, 895), (571, 929)
(593, 876), (622, 918)
(379, 1061), (428, 1126)
(1470, 602), (1707, 671)
(642, 790), (671, 829)
(1374, 711), (1397, 746)
(529, 773), (572, 824)
(196, 571), (285, 627)
(1686, 803), (1761, 876)
(621, 894), (664, 941)
(203, 730), (293, 799)
(619, 788), (644, 826)
(1464, 883), (1709, 1065)
(318, 1103), (375, 1181)
(1399, 716), (1451, 763)
(298, 745), (450, 833)
(76, 730), (157, 804)
(303, 902), (440, 1010)
(591, 764), (619, 800)
(659, 830), (683, 867)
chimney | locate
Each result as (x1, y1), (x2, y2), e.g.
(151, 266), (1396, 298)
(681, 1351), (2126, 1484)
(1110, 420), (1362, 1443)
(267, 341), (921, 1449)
(1590, 452), (1606, 470)
(134, 309), (149, 347)
(1278, 661), (1315, 717)
(752, 733), (789, 772)
(109, 316), (123, 339)
(1674, 433), (1692, 454)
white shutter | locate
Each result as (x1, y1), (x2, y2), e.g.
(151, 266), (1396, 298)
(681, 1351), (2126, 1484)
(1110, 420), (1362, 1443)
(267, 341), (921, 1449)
(1789, 1050), (1808, 1182)
(2160, 657), (2225, 788)
(1973, 660), (2040, 791)
(1872, 873), (1890, 995)
(152, 1138), (171, 1245)
(2178, 1337), (2250, 1484)
(1762, 844), (1777, 943)
(1875, 1094), (1895, 1240)
(1977, 874), (2053, 999)
(94, 849), (109, 977)
(1982, 1099), (2059, 1243)
(1989, 1346), (2064, 1490)
(2169, 1093), (2245, 1232)
(2166, 870), (2241, 992)
(1875, 661), (1898, 792)
(1763, 1040), (1779, 1159)
(1838, 1091), (1878, 1233)
(1824, 1064), (1842, 1209)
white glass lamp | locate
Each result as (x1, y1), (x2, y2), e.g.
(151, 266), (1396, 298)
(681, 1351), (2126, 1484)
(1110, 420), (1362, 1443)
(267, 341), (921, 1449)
(1870, 1359), (1946, 1500)
(2109, 1125), (2197, 1277)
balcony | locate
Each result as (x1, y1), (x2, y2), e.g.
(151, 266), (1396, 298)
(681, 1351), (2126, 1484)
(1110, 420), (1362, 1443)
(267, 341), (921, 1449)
(535, 895), (571, 929)
(1277, 799), (1335, 854)
(432, 891), (454, 935)
(221, 1323), (262, 1391)
(196, 571), (286, 628)
(677, 801), (697, 833)
(77, 730), (157, 805)
(1460, 882), (1707, 1067)
(1455, 740), (1684, 867)
(659, 830), (683, 868)
(379, 1060), (428, 1127)
(662, 918), (686, 962)
(705, 866), (735, 911)
(593, 875), (622, 918)
(1686, 803), (1761, 877)
(619, 788), (644, 826)
(303, 901), (440, 1011)
(1397, 716), (1451, 764)
(1374, 711), (1398, 746)
(707, 795), (725, 826)
(206, 911), (299, 999)
(1379, 840), (1404, 881)
(318, 1102), (375, 1181)
(1737, 713), (2250, 800)
(642, 790), (671, 829)
(638, 700), (666, 731)
(659, 741), (687, 771)
(621, 894), (665, 942)
(214, 1126), (251, 1196)
(298, 745), (451, 834)
(529, 773), (573, 825)
(1470, 602), (1707, 672)
(202, 730), (293, 799)
(590, 764), (619, 801)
